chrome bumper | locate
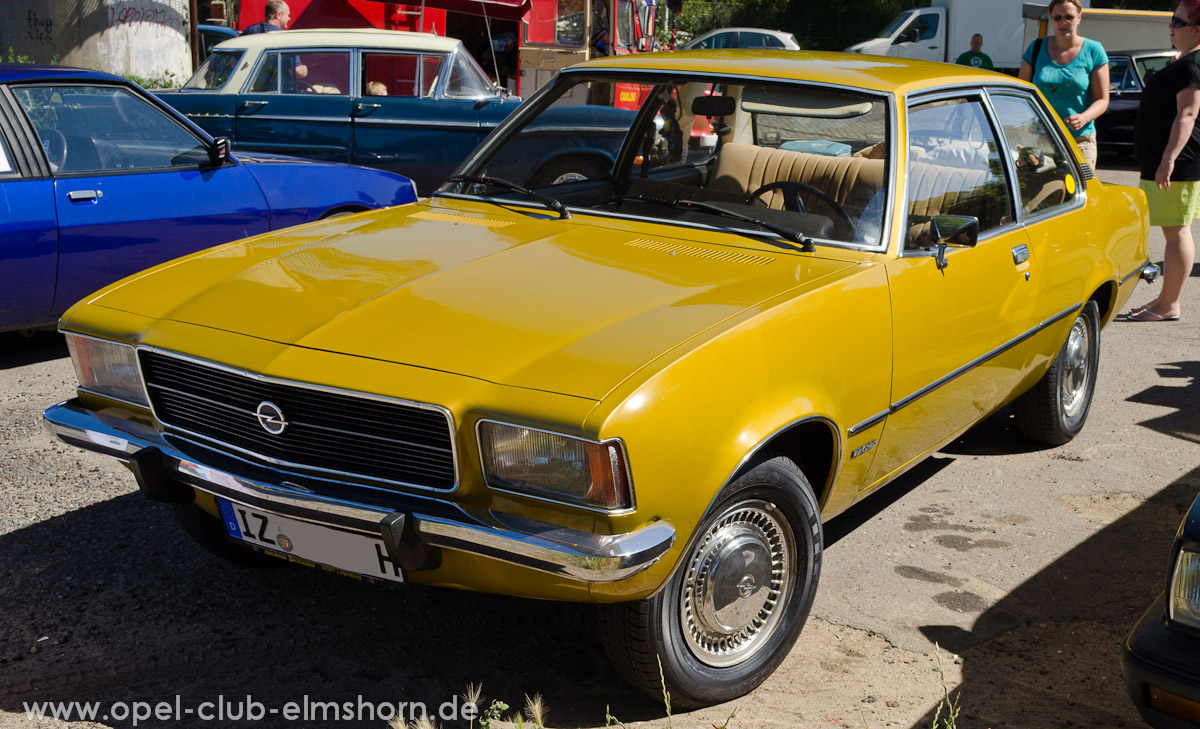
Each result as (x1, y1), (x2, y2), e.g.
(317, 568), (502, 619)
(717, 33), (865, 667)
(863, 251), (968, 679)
(1141, 262), (1161, 284)
(43, 399), (675, 583)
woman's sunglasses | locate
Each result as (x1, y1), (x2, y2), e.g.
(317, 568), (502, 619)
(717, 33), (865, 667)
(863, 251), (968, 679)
(1170, 14), (1196, 28)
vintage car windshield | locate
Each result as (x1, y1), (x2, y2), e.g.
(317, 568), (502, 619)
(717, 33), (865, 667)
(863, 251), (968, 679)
(445, 71), (890, 247)
(182, 50), (244, 91)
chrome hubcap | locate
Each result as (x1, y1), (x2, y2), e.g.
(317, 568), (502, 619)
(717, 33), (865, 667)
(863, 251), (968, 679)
(1060, 316), (1091, 418)
(680, 500), (794, 667)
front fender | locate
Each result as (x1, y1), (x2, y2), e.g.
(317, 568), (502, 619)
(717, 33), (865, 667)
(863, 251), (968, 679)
(242, 161), (418, 229)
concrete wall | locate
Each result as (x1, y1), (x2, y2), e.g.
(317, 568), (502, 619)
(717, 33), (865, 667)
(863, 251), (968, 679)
(1, 0), (192, 82)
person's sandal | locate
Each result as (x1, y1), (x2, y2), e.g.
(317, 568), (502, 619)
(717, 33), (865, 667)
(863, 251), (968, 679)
(1127, 308), (1181, 322)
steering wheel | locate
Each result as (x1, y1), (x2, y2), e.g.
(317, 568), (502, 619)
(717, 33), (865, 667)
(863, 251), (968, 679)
(745, 180), (856, 233)
(295, 79), (315, 93)
(40, 128), (68, 170)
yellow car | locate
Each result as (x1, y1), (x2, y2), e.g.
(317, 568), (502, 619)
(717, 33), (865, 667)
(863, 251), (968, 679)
(45, 51), (1152, 707)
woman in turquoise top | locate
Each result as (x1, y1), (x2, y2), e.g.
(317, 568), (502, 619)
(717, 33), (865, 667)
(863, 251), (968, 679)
(1019, 0), (1110, 168)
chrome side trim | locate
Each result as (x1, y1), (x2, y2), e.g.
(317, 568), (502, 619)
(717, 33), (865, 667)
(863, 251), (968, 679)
(186, 113), (236, 119)
(352, 118), (481, 129)
(236, 114), (355, 124)
(43, 399), (674, 583)
(1123, 259), (1156, 284)
(136, 346), (461, 493)
(848, 303), (1080, 436)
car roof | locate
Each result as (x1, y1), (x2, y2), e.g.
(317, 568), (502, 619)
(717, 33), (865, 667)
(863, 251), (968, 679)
(1109, 49), (1176, 57)
(213, 28), (463, 54)
(0, 64), (128, 85)
(573, 50), (1025, 95)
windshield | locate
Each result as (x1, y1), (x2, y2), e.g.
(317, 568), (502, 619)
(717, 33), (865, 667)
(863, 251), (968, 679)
(444, 71), (890, 247)
(878, 11), (913, 39)
(183, 50), (244, 91)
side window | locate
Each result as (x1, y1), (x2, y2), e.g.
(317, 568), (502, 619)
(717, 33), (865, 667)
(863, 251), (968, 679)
(249, 53), (280, 92)
(290, 52), (349, 94)
(1108, 58), (1135, 92)
(363, 52), (421, 97)
(559, 0), (586, 46)
(183, 51), (243, 91)
(713, 32), (735, 49)
(616, 0), (635, 49)
(913, 14), (939, 41)
(990, 93), (1078, 217)
(906, 97), (1012, 249)
(446, 52), (492, 97)
(422, 56), (445, 97)
(0, 135), (14, 176)
(14, 86), (208, 173)
(740, 32), (769, 49)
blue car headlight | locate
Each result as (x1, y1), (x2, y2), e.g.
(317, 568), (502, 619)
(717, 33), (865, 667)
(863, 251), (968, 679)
(1170, 549), (1200, 630)
(65, 333), (149, 408)
(477, 420), (632, 511)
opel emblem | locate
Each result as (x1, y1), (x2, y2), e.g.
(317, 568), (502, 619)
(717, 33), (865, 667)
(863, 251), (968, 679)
(255, 401), (288, 435)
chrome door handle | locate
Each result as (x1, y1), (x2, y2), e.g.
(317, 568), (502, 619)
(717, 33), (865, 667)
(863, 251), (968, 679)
(1012, 244), (1030, 265)
(242, 100), (269, 109)
(67, 190), (101, 202)
(354, 102), (381, 114)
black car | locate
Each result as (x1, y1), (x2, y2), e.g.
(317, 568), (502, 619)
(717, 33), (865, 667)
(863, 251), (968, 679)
(1099, 49), (1176, 156)
(1121, 491), (1200, 727)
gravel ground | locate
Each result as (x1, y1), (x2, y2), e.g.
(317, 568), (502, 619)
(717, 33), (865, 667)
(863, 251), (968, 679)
(0, 160), (1197, 729)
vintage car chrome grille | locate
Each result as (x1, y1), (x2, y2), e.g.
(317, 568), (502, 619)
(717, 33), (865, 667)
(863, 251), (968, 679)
(139, 350), (456, 490)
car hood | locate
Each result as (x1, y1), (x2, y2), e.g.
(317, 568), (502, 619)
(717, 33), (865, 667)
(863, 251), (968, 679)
(89, 200), (860, 400)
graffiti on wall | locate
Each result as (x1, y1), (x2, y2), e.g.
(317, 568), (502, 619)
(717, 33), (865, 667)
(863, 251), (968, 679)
(27, 10), (54, 47)
(106, 1), (186, 39)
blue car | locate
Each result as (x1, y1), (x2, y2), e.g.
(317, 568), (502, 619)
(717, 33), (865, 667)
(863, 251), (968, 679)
(0, 64), (416, 334)
(1122, 492), (1200, 728)
(155, 29), (523, 194)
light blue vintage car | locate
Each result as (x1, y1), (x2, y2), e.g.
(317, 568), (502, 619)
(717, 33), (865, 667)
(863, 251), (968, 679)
(156, 29), (523, 194)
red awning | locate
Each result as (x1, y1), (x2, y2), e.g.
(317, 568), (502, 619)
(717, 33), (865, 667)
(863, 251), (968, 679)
(363, 0), (531, 21)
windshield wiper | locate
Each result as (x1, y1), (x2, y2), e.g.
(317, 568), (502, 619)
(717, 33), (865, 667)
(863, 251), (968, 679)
(444, 175), (571, 220)
(614, 195), (815, 252)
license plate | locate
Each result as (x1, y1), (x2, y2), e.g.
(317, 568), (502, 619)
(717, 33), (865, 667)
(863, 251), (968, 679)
(216, 498), (404, 583)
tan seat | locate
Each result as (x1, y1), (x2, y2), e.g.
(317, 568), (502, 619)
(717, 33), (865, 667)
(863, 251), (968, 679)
(904, 160), (1000, 248)
(627, 142), (885, 239)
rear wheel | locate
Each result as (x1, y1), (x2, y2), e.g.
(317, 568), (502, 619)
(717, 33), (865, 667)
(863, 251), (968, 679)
(1013, 300), (1100, 445)
(600, 456), (822, 708)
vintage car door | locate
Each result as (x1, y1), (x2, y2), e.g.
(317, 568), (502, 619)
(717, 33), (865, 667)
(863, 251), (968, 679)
(0, 110), (57, 331)
(354, 50), (514, 192)
(8, 83), (271, 317)
(235, 49), (354, 163)
(867, 92), (1038, 485)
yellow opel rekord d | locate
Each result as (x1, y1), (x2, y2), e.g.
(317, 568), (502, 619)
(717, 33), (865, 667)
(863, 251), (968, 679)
(45, 51), (1152, 706)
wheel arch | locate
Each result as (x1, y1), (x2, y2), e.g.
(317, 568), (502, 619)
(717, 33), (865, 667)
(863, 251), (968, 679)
(727, 416), (841, 513)
(1089, 279), (1118, 324)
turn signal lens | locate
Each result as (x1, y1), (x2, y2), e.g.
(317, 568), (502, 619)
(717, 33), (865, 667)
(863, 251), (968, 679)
(478, 421), (631, 510)
(65, 333), (149, 407)
(1170, 550), (1200, 630)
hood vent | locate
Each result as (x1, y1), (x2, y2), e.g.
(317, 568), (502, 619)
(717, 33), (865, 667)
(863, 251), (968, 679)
(625, 238), (774, 266)
(409, 210), (514, 228)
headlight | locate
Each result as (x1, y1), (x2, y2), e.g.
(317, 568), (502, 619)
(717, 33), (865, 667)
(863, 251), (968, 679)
(65, 333), (149, 407)
(1170, 549), (1200, 630)
(478, 420), (631, 510)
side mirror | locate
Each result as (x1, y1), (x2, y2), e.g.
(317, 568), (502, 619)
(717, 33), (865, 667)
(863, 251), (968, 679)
(931, 214), (978, 270)
(207, 137), (232, 167)
(894, 28), (919, 45)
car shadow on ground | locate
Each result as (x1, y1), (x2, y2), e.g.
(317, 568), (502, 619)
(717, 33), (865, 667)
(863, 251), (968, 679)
(0, 490), (668, 728)
(0, 331), (67, 370)
(909, 360), (1200, 727)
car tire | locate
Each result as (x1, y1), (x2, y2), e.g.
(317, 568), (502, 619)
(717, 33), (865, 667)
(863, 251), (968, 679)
(173, 502), (279, 568)
(599, 455), (822, 709)
(1013, 299), (1100, 445)
(528, 155), (608, 187)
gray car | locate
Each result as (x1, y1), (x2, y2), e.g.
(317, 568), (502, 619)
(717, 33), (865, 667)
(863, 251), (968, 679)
(682, 27), (801, 50)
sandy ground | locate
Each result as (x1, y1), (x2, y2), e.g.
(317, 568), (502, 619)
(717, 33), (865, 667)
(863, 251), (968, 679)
(0, 161), (1196, 729)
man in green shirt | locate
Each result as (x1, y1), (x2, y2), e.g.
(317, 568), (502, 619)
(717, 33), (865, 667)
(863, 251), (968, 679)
(956, 33), (995, 70)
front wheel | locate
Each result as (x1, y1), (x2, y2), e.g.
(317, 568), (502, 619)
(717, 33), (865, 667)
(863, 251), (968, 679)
(1013, 300), (1100, 445)
(600, 456), (822, 708)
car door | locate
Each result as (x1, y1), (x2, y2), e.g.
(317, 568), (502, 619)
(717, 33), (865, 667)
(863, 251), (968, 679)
(868, 92), (1035, 485)
(0, 98), (56, 331)
(236, 49), (353, 162)
(1103, 55), (1141, 148)
(10, 82), (271, 316)
(892, 11), (941, 61)
(354, 50), (512, 192)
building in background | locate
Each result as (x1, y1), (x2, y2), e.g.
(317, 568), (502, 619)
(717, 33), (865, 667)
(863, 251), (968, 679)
(0, 0), (192, 80)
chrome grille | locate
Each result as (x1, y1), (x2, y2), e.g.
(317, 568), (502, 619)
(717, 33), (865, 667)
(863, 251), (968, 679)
(139, 350), (455, 490)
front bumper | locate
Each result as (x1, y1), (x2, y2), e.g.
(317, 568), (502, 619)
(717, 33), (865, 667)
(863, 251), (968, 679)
(1121, 593), (1200, 729)
(43, 398), (675, 585)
